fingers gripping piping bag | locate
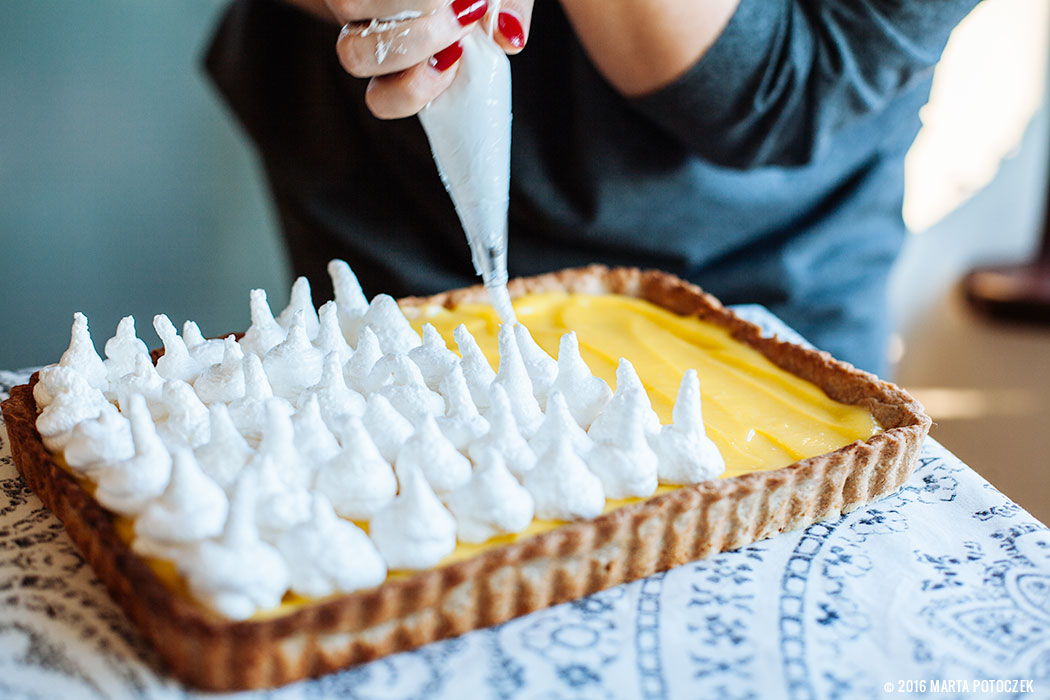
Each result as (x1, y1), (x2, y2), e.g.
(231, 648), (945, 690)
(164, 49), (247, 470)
(418, 9), (516, 323)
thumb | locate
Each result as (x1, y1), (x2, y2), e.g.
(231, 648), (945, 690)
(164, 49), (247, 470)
(488, 0), (534, 54)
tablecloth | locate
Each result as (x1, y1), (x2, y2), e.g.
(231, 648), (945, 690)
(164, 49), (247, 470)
(1, 308), (1047, 699)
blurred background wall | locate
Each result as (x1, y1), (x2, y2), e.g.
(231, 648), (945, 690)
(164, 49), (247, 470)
(1, 2), (1048, 515)
(0, 1), (289, 370)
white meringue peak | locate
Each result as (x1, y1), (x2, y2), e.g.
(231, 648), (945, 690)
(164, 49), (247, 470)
(153, 314), (201, 384)
(195, 403), (253, 492)
(249, 449), (314, 541)
(35, 377), (108, 452)
(343, 325), (383, 393)
(396, 413), (471, 496)
(513, 323), (557, 408)
(369, 463), (457, 570)
(58, 312), (108, 391)
(276, 276), (320, 341)
(262, 310), (324, 400)
(585, 398), (659, 499)
(239, 288), (287, 358)
(453, 324), (495, 411)
(468, 384), (536, 479)
(276, 493), (386, 598)
(327, 258), (369, 344)
(154, 379), (211, 449)
(528, 390), (594, 461)
(103, 316), (149, 388)
(435, 362), (489, 451)
(361, 294), (421, 355)
(34, 363), (103, 412)
(316, 415), (397, 520)
(111, 352), (165, 419)
(652, 369), (726, 485)
(524, 434), (605, 521)
(550, 331), (612, 429)
(227, 353), (285, 444)
(63, 402), (134, 472)
(93, 394), (173, 516)
(179, 470), (290, 620)
(249, 399), (311, 491)
(313, 301), (354, 366)
(588, 358), (661, 443)
(301, 352), (366, 430)
(371, 355), (446, 424)
(134, 447), (229, 550)
(445, 448), (534, 544)
(408, 324), (459, 391)
(362, 393), (414, 463)
(292, 394), (341, 467)
(182, 320), (226, 368)
(492, 324), (543, 438)
(192, 335), (246, 405)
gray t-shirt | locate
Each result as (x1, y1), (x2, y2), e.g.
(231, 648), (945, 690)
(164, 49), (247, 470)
(206, 0), (978, 376)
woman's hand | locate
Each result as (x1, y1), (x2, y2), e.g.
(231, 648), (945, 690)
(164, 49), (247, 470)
(289, 0), (535, 119)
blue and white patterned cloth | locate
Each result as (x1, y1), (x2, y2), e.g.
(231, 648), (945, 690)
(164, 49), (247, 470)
(1, 307), (1047, 699)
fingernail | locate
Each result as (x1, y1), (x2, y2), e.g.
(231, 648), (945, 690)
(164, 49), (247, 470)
(452, 0), (487, 26)
(497, 11), (525, 49)
(430, 41), (464, 72)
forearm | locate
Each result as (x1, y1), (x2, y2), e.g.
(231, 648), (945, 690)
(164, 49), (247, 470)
(557, 0), (740, 97)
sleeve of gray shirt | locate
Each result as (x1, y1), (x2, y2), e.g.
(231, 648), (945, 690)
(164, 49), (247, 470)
(629, 0), (981, 169)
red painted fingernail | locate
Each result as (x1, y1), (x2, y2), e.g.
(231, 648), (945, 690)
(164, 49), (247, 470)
(497, 11), (525, 49)
(429, 41), (464, 72)
(452, 0), (487, 26)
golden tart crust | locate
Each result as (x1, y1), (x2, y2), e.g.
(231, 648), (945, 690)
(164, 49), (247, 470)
(0, 266), (930, 690)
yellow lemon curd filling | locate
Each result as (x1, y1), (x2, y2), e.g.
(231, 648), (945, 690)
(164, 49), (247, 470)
(110, 292), (879, 617)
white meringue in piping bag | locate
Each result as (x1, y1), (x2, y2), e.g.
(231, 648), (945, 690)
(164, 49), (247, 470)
(418, 25), (515, 322)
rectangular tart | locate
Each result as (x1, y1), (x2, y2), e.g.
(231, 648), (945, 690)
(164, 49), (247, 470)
(0, 266), (931, 690)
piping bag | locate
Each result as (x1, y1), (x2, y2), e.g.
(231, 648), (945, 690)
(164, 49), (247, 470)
(418, 10), (516, 324)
